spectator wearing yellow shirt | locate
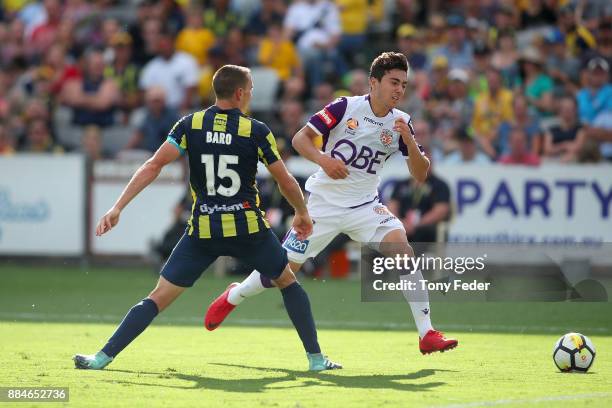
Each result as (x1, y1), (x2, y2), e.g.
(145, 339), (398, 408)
(335, 0), (367, 66)
(258, 21), (302, 81)
(175, 6), (216, 66)
(472, 67), (514, 158)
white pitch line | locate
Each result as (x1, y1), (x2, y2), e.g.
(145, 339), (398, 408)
(0, 312), (610, 334)
(434, 393), (612, 408)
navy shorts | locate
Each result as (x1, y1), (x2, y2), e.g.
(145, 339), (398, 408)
(160, 229), (289, 287)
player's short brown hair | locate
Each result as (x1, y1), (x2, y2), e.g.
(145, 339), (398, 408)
(212, 65), (251, 99)
(369, 52), (409, 81)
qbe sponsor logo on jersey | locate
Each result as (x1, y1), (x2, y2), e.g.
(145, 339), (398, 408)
(283, 231), (310, 254)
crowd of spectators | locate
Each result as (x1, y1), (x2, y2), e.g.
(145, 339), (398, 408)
(0, 0), (610, 165)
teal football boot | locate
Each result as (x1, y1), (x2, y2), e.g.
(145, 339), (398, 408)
(307, 353), (342, 371)
(73, 351), (113, 370)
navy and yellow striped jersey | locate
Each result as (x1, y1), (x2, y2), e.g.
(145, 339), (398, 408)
(166, 105), (281, 239)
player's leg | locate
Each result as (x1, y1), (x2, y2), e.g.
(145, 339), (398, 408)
(205, 217), (338, 330)
(231, 230), (340, 370)
(272, 264), (341, 371)
(378, 228), (458, 354)
(73, 276), (186, 370)
(225, 260), (302, 304)
(74, 235), (216, 369)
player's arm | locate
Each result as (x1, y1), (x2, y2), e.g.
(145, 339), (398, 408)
(395, 118), (429, 182)
(96, 142), (181, 236)
(293, 126), (348, 179)
(266, 160), (312, 240)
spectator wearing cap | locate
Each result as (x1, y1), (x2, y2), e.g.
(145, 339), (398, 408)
(580, 57), (612, 161)
(581, 20), (612, 83)
(469, 41), (491, 99)
(258, 21), (302, 81)
(125, 86), (179, 153)
(519, 46), (554, 117)
(544, 29), (581, 96)
(497, 94), (542, 156)
(396, 23), (428, 100)
(431, 68), (473, 142)
(175, 5), (216, 66)
(443, 127), (491, 165)
(427, 55), (449, 100)
(498, 128), (540, 166)
(424, 13), (448, 54)
(577, 57), (612, 124)
(139, 28), (199, 112)
(61, 49), (120, 128)
(472, 67), (513, 158)
(544, 96), (585, 162)
(396, 24), (427, 72)
(432, 14), (473, 71)
(104, 32), (141, 116)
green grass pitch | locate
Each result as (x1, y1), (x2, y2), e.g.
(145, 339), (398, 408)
(1, 265), (611, 407)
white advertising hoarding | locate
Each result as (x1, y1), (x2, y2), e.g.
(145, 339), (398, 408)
(377, 158), (612, 243)
(0, 154), (85, 255)
(91, 162), (185, 255)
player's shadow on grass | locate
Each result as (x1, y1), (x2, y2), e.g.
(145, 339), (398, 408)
(104, 364), (453, 393)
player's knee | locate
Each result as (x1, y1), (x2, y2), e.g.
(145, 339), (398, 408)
(148, 282), (184, 312)
(272, 266), (297, 289)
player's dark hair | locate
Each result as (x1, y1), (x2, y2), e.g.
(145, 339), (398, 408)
(212, 65), (251, 99)
(369, 52), (409, 81)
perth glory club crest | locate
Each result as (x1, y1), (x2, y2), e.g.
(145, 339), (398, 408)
(380, 129), (393, 147)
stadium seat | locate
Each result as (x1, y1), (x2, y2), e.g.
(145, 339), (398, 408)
(249, 67), (280, 113)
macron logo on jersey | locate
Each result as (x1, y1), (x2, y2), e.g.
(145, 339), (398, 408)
(316, 108), (337, 129)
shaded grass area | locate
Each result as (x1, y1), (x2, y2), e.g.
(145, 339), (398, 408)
(0, 265), (611, 334)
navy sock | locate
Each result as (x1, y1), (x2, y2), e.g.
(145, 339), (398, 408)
(101, 298), (159, 358)
(280, 282), (321, 354)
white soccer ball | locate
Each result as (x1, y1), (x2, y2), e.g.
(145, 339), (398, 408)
(552, 333), (596, 373)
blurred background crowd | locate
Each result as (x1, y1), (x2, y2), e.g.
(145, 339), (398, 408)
(1, 0), (612, 264)
(0, 0), (610, 164)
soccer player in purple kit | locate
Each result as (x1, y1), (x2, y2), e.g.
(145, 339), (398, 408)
(206, 53), (458, 355)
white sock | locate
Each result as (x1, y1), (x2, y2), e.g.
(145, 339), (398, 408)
(227, 270), (268, 305)
(400, 270), (434, 337)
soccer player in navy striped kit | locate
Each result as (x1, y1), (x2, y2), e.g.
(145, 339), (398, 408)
(73, 65), (341, 372)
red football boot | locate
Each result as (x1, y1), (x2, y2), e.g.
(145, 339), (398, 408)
(419, 330), (458, 354)
(204, 282), (239, 331)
